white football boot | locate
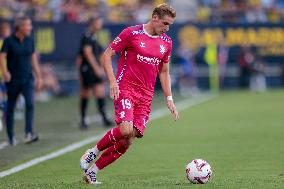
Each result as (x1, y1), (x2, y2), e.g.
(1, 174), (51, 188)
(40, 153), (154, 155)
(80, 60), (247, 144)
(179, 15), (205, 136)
(83, 170), (101, 185)
(80, 149), (97, 171)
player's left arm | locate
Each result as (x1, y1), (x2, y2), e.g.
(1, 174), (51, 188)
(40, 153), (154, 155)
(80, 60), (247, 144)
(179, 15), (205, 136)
(159, 62), (179, 121)
(32, 52), (43, 91)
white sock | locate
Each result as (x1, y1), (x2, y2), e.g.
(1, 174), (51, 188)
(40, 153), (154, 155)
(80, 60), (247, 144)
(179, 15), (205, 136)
(90, 145), (100, 156)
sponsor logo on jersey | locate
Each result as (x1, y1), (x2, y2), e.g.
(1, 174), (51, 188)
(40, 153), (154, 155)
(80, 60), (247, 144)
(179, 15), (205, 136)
(137, 54), (161, 66)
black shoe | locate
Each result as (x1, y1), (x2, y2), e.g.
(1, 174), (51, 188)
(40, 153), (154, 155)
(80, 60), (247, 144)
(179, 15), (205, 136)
(24, 133), (39, 144)
(79, 122), (89, 130)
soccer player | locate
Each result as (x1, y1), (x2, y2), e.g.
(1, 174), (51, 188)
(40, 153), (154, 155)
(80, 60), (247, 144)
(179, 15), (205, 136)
(77, 17), (112, 129)
(80, 4), (179, 184)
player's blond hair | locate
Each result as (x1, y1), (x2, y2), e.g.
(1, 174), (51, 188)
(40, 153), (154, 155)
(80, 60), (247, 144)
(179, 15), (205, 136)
(152, 3), (176, 18)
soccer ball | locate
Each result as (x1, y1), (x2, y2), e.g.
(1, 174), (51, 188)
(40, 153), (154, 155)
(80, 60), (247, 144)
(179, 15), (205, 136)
(185, 159), (212, 184)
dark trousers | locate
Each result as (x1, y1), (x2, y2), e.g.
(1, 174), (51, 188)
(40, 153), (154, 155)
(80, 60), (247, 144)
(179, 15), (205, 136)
(6, 79), (34, 143)
(239, 67), (251, 88)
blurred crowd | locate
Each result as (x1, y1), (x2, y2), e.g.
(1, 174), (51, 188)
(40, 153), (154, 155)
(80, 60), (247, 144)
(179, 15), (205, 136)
(173, 0), (284, 23)
(173, 40), (267, 95)
(0, 0), (284, 23)
(0, 0), (161, 23)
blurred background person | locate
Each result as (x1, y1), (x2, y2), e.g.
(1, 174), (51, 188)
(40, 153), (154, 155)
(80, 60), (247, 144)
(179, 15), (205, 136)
(0, 16), (42, 145)
(0, 22), (11, 133)
(77, 17), (112, 130)
(0, 22), (11, 43)
(238, 45), (255, 89)
(249, 56), (267, 92)
(217, 37), (229, 89)
(175, 43), (199, 96)
(204, 42), (219, 93)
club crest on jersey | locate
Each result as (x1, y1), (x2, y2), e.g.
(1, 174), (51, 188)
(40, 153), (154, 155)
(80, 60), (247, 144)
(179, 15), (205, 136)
(160, 45), (166, 54)
(140, 42), (146, 48)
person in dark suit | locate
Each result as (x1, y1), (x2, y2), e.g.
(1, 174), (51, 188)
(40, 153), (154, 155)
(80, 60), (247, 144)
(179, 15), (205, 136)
(0, 16), (42, 145)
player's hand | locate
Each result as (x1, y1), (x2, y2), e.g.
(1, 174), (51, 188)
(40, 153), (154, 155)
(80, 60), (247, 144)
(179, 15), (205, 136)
(109, 79), (120, 100)
(3, 71), (11, 82)
(167, 100), (179, 121)
(35, 77), (43, 91)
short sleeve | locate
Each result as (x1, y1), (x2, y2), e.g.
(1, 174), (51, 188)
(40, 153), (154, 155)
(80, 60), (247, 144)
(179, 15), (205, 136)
(31, 38), (35, 53)
(109, 28), (132, 54)
(1, 38), (10, 53)
(81, 35), (93, 48)
(162, 42), (172, 64)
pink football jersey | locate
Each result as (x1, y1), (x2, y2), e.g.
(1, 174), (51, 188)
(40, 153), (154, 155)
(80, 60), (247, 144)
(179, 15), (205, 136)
(109, 24), (172, 96)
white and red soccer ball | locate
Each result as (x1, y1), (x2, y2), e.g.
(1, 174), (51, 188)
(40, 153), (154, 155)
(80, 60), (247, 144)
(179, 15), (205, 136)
(185, 159), (212, 184)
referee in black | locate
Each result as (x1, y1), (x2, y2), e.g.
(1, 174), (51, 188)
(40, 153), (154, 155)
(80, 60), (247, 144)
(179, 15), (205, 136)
(0, 16), (42, 145)
(77, 17), (112, 129)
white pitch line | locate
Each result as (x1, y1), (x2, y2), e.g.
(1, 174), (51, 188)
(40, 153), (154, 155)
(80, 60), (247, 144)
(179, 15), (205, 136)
(0, 133), (105, 178)
(0, 94), (216, 178)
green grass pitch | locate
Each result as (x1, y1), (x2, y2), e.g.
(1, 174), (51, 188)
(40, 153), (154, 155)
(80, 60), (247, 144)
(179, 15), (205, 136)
(0, 90), (284, 189)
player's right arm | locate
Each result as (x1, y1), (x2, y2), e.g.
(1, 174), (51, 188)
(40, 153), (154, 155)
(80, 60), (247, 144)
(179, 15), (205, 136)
(101, 27), (131, 100)
(101, 48), (118, 100)
(0, 38), (11, 82)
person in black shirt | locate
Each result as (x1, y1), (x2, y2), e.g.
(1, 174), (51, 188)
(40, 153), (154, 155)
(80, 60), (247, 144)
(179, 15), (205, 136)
(0, 16), (42, 145)
(77, 17), (112, 129)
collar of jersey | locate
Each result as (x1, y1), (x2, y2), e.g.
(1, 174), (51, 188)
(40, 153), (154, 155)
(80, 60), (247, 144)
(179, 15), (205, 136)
(142, 24), (159, 39)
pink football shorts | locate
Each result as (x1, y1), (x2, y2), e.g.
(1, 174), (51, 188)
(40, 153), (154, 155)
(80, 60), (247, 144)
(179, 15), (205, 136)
(114, 89), (152, 137)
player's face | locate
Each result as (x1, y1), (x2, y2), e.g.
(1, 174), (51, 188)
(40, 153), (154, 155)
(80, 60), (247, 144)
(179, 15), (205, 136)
(20, 19), (33, 36)
(152, 15), (174, 35)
